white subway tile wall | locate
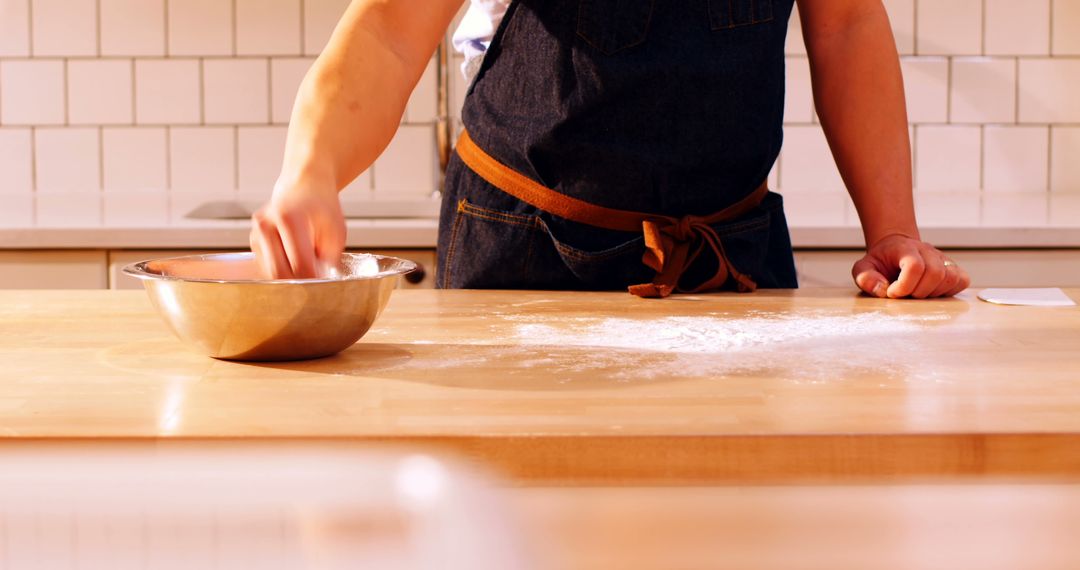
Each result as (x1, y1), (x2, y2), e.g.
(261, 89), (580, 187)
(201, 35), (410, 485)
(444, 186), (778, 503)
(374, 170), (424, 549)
(0, 1), (1077, 229)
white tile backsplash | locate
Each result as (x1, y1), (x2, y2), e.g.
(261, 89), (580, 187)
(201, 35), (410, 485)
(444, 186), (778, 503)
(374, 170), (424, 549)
(784, 57), (813, 124)
(103, 191), (169, 226)
(915, 192), (982, 227)
(1049, 194), (1080, 226)
(779, 126), (845, 193)
(34, 128), (100, 192)
(0, 60), (65, 125)
(167, 0), (233, 56)
(135, 59), (201, 124)
(67, 59), (133, 125)
(237, 126), (286, 194)
(982, 192), (1049, 226)
(374, 125), (437, 197)
(985, 0), (1050, 56)
(0, 128), (33, 193)
(30, 0), (96, 57)
(1051, 127), (1080, 193)
(102, 128), (167, 191)
(36, 192), (102, 226)
(203, 59), (270, 124)
(0, 0), (1076, 238)
(0, 194), (33, 226)
(780, 193), (848, 227)
(1018, 59), (1080, 123)
(950, 58), (1016, 124)
(236, 0), (301, 56)
(900, 58), (949, 123)
(916, 0), (982, 55)
(883, 0), (916, 55)
(1052, 0), (1080, 55)
(0, 0), (30, 57)
(784, 3), (805, 56)
(100, 0), (165, 56)
(406, 59), (439, 124)
(303, 0), (349, 55)
(270, 58), (313, 124)
(169, 127), (235, 193)
(983, 126), (1049, 193)
(915, 125), (982, 191)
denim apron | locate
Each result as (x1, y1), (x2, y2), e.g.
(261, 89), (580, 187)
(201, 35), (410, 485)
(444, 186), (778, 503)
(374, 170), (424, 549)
(437, 0), (799, 291)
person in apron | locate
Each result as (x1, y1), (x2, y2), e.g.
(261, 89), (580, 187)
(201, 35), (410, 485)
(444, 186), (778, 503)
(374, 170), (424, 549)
(250, 0), (971, 300)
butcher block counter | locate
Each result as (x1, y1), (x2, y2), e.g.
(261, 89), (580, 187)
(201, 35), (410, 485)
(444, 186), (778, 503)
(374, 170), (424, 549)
(2, 288), (1079, 484)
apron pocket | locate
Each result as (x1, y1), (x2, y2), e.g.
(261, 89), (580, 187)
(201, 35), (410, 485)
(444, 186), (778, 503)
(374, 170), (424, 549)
(708, 0), (775, 30)
(440, 199), (543, 289)
(538, 218), (652, 289)
(577, 0), (656, 55)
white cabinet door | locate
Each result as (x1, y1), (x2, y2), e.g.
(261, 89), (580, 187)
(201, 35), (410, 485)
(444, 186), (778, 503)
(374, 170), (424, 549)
(0, 251), (108, 289)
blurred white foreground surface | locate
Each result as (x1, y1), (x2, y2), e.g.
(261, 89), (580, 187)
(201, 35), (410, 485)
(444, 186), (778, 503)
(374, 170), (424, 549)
(0, 443), (530, 570)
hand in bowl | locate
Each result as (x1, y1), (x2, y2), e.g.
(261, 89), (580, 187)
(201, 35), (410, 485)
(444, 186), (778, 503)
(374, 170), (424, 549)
(249, 181), (346, 280)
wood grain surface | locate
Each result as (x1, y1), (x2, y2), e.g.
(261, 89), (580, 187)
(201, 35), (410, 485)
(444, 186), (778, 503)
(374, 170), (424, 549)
(2, 288), (1078, 483)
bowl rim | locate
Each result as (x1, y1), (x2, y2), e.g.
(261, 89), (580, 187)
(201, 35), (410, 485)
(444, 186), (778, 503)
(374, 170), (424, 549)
(122, 252), (418, 285)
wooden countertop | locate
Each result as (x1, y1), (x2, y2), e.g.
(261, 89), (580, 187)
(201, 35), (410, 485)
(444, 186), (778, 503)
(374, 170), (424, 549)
(3, 288), (1079, 483)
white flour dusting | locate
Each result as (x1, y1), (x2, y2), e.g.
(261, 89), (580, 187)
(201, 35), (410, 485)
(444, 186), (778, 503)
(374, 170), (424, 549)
(507, 312), (945, 354)
(385, 309), (962, 384)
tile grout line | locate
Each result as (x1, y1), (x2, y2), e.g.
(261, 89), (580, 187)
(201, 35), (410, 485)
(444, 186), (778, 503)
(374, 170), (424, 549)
(95, 0), (102, 57)
(62, 59), (69, 125)
(298, 0), (306, 56)
(163, 0), (170, 56)
(130, 58), (136, 125)
(165, 124), (172, 219)
(266, 58), (272, 125)
(233, 126), (239, 194)
(26, 0), (34, 56)
(1048, 0), (1054, 55)
(1013, 57), (1020, 124)
(945, 56), (953, 122)
(98, 125), (105, 223)
(231, 0), (238, 56)
(980, 0), (986, 56)
(30, 127), (38, 225)
(198, 58), (205, 125)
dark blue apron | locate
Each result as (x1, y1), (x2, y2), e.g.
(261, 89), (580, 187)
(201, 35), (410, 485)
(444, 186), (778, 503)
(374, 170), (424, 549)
(437, 0), (799, 291)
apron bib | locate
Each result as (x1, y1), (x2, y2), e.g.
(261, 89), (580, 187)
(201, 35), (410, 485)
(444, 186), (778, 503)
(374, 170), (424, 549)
(437, 0), (799, 292)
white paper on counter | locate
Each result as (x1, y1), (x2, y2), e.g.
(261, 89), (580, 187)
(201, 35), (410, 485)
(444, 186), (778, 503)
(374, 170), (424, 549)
(976, 288), (1077, 307)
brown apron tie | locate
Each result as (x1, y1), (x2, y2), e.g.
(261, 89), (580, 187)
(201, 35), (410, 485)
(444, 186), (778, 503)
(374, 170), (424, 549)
(455, 130), (768, 298)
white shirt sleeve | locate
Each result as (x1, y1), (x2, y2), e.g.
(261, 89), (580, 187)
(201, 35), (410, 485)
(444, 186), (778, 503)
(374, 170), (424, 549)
(451, 0), (511, 83)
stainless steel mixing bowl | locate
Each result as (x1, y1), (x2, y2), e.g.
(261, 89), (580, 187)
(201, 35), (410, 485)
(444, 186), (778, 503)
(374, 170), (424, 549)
(123, 252), (416, 361)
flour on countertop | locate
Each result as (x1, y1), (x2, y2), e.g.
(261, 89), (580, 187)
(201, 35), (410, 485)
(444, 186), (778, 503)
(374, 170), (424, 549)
(387, 310), (961, 384)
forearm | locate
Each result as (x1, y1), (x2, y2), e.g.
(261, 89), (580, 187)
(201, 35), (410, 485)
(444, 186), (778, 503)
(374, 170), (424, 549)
(279, 0), (462, 193)
(801, 2), (918, 246)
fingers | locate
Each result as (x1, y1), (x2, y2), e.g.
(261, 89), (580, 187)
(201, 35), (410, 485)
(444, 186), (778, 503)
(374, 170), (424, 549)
(946, 264), (971, 297)
(852, 257), (889, 298)
(928, 263), (961, 298)
(314, 208), (347, 266)
(886, 253), (925, 299)
(250, 209), (295, 280)
(909, 247), (947, 299)
(276, 210), (318, 278)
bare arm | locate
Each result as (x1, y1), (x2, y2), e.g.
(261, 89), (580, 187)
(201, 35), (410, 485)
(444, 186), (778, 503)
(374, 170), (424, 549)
(798, 0), (969, 298)
(252, 0), (464, 278)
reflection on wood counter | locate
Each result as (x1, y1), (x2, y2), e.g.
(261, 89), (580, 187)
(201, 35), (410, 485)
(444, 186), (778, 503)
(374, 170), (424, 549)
(2, 289), (1079, 483)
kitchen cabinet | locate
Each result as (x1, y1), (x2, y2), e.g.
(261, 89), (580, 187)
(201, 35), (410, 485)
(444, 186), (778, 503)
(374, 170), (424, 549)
(0, 250), (108, 289)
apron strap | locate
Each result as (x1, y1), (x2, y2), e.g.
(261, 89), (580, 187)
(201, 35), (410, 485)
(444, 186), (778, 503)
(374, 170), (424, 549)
(455, 130), (768, 298)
